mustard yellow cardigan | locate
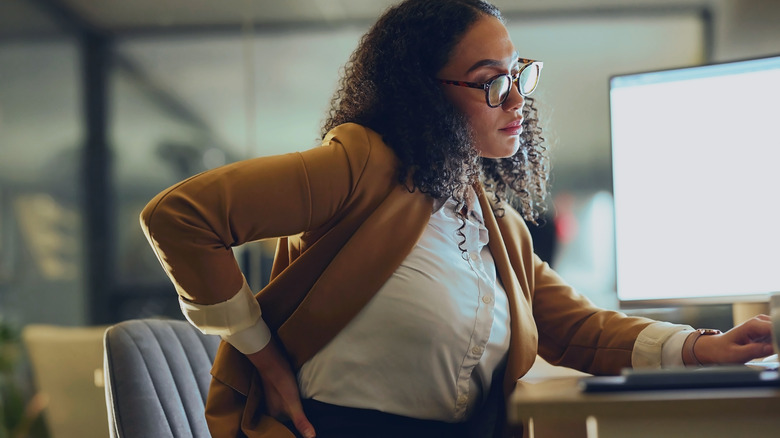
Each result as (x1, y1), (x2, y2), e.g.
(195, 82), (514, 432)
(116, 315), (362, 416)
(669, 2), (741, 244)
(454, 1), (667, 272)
(141, 123), (653, 437)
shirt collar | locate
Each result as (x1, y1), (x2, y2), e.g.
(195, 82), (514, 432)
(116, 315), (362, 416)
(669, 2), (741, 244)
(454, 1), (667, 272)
(431, 186), (485, 225)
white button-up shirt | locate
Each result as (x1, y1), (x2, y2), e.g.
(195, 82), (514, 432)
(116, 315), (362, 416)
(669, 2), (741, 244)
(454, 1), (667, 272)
(179, 189), (692, 421)
(297, 195), (511, 422)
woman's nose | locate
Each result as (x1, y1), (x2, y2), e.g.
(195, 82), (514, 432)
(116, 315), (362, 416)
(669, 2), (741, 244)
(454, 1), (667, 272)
(502, 81), (525, 111)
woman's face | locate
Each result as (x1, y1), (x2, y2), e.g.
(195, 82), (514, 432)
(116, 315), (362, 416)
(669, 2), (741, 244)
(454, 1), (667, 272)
(438, 15), (525, 159)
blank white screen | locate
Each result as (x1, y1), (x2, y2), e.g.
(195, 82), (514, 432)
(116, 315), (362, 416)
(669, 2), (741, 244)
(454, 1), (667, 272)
(610, 56), (780, 305)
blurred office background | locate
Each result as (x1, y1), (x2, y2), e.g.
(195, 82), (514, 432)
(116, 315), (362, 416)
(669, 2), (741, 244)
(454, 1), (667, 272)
(0, 0), (779, 436)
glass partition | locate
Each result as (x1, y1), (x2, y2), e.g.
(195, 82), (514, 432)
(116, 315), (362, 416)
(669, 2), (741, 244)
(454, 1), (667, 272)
(0, 38), (85, 326)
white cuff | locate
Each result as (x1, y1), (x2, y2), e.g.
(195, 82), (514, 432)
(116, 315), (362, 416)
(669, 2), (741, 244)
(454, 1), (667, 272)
(178, 279), (272, 354)
(661, 329), (695, 367)
(220, 315), (272, 355)
(631, 322), (693, 369)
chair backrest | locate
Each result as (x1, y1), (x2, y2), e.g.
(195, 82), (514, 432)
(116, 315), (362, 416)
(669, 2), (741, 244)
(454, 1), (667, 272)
(103, 318), (220, 438)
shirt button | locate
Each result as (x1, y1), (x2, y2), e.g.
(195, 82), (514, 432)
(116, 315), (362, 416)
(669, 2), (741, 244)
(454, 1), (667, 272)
(482, 295), (493, 304)
(471, 346), (483, 355)
(470, 253), (478, 261)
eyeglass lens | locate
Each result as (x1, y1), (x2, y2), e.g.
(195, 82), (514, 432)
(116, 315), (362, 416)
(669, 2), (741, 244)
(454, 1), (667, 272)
(488, 63), (541, 106)
(488, 76), (510, 106)
(518, 64), (540, 95)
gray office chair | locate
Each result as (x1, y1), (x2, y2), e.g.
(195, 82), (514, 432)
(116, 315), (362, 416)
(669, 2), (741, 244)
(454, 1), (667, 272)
(103, 318), (220, 438)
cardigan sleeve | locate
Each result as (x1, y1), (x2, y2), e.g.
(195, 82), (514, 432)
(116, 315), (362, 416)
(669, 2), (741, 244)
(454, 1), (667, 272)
(495, 204), (656, 375)
(530, 257), (656, 375)
(139, 124), (372, 306)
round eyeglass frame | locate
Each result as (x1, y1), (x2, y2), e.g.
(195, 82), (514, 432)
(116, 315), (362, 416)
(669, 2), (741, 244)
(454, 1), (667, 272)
(437, 58), (543, 108)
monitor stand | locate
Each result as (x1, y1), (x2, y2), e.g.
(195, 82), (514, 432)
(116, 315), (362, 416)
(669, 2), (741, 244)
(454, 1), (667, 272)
(732, 302), (769, 326)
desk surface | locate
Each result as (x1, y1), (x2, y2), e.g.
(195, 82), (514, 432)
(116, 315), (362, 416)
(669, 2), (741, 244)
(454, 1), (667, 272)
(509, 376), (780, 422)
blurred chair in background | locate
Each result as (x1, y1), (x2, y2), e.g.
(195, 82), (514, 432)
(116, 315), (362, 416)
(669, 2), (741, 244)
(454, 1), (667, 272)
(22, 324), (110, 438)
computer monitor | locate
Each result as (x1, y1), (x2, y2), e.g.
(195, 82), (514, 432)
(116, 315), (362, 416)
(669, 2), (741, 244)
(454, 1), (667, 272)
(609, 54), (780, 308)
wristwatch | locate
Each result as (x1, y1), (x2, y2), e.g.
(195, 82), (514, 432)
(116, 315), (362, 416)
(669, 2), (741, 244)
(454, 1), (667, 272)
(683, 328), (722, 366)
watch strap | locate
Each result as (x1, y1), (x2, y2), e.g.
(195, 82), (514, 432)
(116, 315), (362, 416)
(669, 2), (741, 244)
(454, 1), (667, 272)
(683, 328), (722, 366)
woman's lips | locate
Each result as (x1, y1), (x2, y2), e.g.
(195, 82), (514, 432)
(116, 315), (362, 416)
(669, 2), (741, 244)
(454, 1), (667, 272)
(500, 119), (523, 135)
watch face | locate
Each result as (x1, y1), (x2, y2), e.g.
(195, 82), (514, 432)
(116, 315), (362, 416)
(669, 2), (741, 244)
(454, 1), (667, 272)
(699, 329), (722, 336)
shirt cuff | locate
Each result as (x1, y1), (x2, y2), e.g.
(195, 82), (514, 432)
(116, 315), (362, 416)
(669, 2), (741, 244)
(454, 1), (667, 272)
(220, 316), (272, 355)
(662, 329), (695, 367)
(632, 321), (693, 369)
(178, 279), (272, 354)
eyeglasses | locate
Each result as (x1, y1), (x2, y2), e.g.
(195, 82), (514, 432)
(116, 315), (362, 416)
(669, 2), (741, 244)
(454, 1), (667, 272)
(437, 58), (543, 107)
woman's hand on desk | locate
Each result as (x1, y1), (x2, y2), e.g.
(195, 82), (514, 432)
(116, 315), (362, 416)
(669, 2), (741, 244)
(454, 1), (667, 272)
(246, 340), (316, 438)
(690, 314), (774, 365)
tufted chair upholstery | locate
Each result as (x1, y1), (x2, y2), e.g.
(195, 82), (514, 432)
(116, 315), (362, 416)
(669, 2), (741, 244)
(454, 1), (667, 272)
(103, 318), (220, 438)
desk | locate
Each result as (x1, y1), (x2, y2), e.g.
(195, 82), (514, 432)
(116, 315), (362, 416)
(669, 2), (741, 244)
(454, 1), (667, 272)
(509, 377), (780, 438)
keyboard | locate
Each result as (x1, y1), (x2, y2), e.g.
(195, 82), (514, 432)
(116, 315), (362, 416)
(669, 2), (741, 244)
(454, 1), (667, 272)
(747, 353), (779, 370)
(580, 365), (780, 392)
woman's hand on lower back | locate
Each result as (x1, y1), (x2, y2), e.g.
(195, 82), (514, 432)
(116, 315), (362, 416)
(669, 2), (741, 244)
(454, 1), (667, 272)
(246, 339), (316, 438)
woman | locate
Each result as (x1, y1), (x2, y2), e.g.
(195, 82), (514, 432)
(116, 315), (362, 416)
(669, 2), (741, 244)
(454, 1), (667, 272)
(140, 1), (774, 437)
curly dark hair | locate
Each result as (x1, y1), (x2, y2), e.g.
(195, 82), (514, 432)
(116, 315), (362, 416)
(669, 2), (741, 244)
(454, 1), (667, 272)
(321, 0), (549, 223)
